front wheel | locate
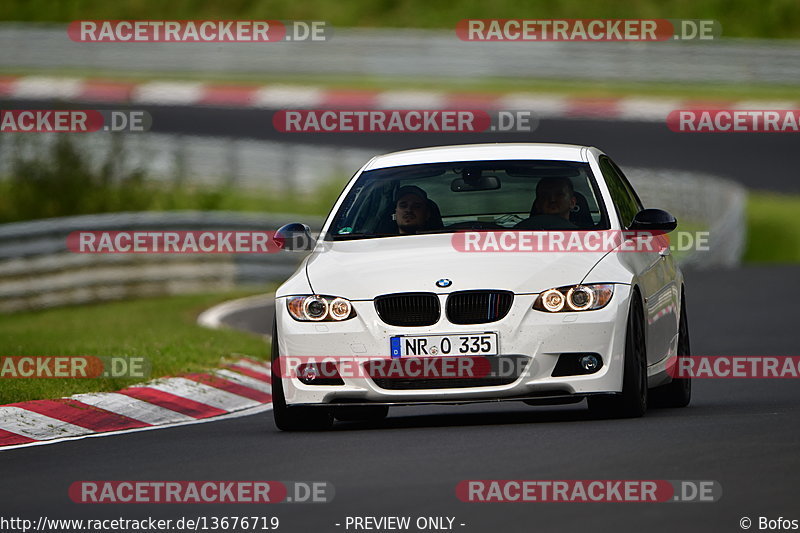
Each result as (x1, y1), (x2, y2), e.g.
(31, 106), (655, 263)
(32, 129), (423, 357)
(271, 319), (334, 431)
(588, 291), (648, 419)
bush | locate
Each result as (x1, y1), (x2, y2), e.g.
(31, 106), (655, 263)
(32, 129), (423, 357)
(0, 134), (154, 223)
(0, 134), (348, 223)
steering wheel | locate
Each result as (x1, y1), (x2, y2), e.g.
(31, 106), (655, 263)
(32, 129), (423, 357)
(513, 214), (578, 230)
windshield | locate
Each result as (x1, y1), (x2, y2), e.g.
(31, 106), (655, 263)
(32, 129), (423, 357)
(326, 160), (610, 240)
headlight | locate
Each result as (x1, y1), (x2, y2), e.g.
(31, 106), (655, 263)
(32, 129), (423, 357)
(540, 289), (566, 312)
(287, 295), (356, 321)
(328, 297), (352, 320)
(533, 284), (614, 313)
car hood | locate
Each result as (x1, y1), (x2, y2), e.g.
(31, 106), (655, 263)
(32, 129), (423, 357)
(305, 234), (609, 300)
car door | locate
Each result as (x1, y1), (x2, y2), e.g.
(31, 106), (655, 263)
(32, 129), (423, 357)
(599, 156), (677, 366)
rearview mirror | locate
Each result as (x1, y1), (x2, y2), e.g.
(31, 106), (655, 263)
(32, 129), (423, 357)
(451, 176), (500, 192)
(275, 223), (315, 251)
(629, 209), (677, 233)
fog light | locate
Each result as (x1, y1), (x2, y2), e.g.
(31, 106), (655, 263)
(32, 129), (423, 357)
(297, 362), (345, 385)
(299, 364), (318, 382)
(579, 354), (600, 372)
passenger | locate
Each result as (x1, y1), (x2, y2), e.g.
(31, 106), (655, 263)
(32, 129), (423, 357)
(394, 185), (432, 235)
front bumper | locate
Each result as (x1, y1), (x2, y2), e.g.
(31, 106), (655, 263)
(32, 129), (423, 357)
(275, 284), (632, 406)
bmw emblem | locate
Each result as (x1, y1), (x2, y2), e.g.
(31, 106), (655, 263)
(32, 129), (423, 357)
(436, 279), (452, 288)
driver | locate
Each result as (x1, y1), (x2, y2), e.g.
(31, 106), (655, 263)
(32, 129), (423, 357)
(516, 177), (578, 229)
(533, 176), (576, 220)
(394, 185), (431, 234)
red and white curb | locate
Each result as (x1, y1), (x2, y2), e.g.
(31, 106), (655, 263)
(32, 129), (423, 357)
(0, 357), (272, 450)
(3, 75), (796, 121)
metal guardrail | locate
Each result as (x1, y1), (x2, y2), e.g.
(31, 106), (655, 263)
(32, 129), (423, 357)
(0, 24), (799, 85)
(0, 163), (745, 313)
(626, 167), (747, 268)
(0, 133), (367, 193)
(0, 211), (323, 312)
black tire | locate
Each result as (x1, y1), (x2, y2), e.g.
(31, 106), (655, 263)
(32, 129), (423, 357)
(334, 405), (389, 422)
(588, 290), (648, 419)
(271, 319), (334, 431)
(650, 291), (692, 408)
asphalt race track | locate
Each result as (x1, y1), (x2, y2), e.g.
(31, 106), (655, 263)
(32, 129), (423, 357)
(2, 98), (799, 193)
(1, 106), (798, 533)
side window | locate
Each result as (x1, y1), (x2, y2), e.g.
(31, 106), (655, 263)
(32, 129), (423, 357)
(599, 156), (640, 228)
(610, 159), (644, 212)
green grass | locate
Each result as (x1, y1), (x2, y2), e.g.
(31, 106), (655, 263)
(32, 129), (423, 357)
(0, 290), (272, 404)
(744, 192), (800, 263)
(1, 0), (799, 38)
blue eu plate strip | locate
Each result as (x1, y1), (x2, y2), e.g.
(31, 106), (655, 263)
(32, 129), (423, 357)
(390, 337), (402, 358)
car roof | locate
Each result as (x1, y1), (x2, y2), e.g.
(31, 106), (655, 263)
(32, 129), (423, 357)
(363, 143), (593, 171)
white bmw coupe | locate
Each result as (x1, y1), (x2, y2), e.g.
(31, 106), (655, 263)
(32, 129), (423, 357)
(271, 143), (691, 430)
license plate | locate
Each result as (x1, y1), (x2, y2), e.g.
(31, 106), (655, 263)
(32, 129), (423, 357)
(390, 333), (498, 358)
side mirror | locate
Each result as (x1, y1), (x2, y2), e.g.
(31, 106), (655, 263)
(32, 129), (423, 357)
(629, 209), (677, 233)
(275, 223), (315, 251)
